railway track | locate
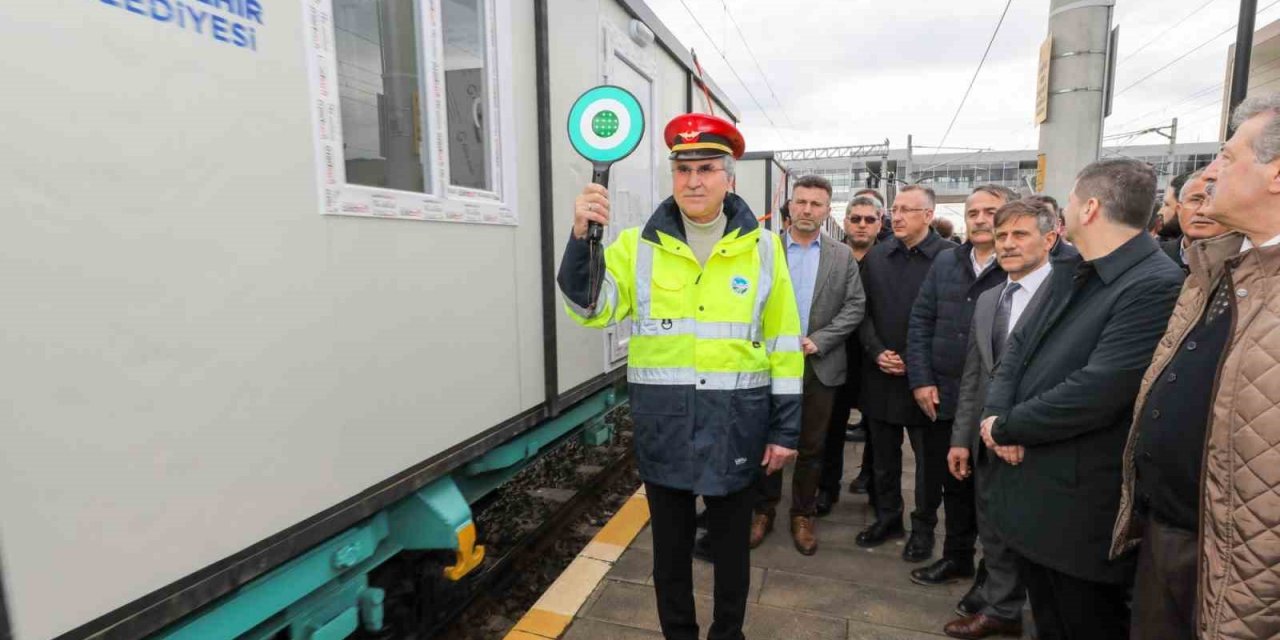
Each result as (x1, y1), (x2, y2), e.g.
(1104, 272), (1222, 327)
(357, 408), (637, 640)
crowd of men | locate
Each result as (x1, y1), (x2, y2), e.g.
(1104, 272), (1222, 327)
(560, 95), (1280, 640)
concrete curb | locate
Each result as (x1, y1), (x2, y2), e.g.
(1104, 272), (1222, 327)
(504, 486), (650, 639)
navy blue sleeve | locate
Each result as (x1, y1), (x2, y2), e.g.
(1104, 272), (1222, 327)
(906, 258), (942, 390)
(556, 233), (603, 311)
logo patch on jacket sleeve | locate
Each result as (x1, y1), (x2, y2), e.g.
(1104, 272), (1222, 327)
(734, 457), (748, 465)
(731, 276), (750, 295)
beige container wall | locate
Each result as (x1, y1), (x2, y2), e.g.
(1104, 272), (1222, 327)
(735, 158), (770, 221)
(551, 0), (695, 392)
(0, 1), (545, 638)
(0, 0), (734, 637)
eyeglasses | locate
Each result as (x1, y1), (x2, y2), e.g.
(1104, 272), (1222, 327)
(846, 215), (880, 225)
(672, 165), (727, 178)
(890, 206), (929, 215)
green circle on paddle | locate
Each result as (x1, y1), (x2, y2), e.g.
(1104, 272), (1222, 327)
(592, 110), (620, 137)
(567, 85), (645, 165)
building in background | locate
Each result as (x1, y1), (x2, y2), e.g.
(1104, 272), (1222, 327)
(783, 141), (1219, 209)
(755, 142), (1218, 244)
(1221, 18), (1280, 138)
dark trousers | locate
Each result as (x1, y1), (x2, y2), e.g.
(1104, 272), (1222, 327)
(1131, 515), (1197, 640)
(939, 422), (977, 563)
(818, 383), (852, 496)
(1017, 555), (1129, 640)
(974, 450), (1025, 620)
(818, 382), (875, 499)
(755, 365), (836, 517)
(867, 419), (949, 533)
(859, 423), (876, 509)
(646, 481), (753, 640)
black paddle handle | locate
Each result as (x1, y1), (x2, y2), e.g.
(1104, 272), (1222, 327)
(589, 164), (611, 244)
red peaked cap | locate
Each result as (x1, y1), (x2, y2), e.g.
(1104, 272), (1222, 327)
(663, 113), (746, 160)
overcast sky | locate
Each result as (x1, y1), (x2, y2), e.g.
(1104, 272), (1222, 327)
(644, 0), (1280, 156)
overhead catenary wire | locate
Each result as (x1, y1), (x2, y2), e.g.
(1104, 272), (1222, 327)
(676, 0), (786, 145)
(720, 1), (797, 129)
(1120, 0), (1222, 64)
(1115, 0), (1280, 98)
(1110, 81), (1226, 131)
(931, 0), (1015, 156)
(1109, 49), (1280, 135)
(1179, 72), (1280, 130)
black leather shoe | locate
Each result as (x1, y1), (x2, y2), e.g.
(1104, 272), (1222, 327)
(944, 613), (1023, 639)
(847, 475), (870, 495)
(815, 491), (837, 517)
(845, 426), (866, 442)
(855, 520), (905, 548)
(910, 557), (975, 585)
(954, 560), (988, 616)
(692, 531), (713, 563)
(902, 531), (935, 562)
(955, 588), (984, 617)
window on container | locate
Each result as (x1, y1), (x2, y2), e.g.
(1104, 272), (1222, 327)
(442, 0), (492, 191)
(333, 0), (426, 193)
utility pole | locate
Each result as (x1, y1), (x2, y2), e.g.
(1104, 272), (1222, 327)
(1228, 0), (1259, 137)
(1037, 0), (1114, 198)
(881, 139), (892, 205)
(1168, 117), (1178, 176)
(905, 134), (914, 185)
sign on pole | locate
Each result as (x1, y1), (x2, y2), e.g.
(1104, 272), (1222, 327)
(1036, 35), (1053, 125)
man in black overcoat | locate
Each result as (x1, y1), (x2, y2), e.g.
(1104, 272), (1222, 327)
(979, 159), (1183, 639)
(854, 185), (956, 558)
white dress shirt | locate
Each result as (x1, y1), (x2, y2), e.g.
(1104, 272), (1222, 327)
(970, 248), (996, 277)
(1004, 260), (1054, 338)
(1240, 233), (1280, 252)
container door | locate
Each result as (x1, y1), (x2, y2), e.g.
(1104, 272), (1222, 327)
(601, 22), (660, 370)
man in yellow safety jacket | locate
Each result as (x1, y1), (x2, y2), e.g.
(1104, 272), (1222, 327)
(558, 113), (803, 640)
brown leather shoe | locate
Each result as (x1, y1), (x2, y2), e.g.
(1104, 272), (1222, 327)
(943, 613), (1023, 639)
(749, 512), (773, 549)
(791, 515), (818, 555)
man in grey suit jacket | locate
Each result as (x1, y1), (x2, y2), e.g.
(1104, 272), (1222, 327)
(752, 175), (866, 555)
(943, 199), (1070, 639)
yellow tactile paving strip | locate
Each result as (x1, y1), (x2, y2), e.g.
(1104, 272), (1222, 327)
(504, 487), (650, 639)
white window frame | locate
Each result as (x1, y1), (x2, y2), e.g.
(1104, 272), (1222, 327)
(302, 0), (517, 225)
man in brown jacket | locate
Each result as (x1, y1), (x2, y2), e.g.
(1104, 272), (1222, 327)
(1111, 93), (1280, 640)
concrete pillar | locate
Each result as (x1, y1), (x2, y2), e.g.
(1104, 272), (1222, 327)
(1037, 0), (1114, 198)
(379, 0), (424, 192)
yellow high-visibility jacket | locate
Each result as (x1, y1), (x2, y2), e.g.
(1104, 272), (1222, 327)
(559, 193), (803, 495)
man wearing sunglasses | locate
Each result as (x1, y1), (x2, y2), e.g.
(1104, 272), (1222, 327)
(817, 196), (884, 517)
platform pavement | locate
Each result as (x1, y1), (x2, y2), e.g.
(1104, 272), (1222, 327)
(507, 436), (1032, 639)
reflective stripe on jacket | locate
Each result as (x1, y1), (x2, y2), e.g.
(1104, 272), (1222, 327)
(557, 193), (803, 495)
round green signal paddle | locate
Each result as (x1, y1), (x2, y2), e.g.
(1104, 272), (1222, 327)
(567, 85), (645, 243)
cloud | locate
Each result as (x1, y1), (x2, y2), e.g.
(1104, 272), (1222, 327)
(644, 0), (1273, 151)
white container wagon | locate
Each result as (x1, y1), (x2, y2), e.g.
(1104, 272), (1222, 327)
(0, 1), (738, 638)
